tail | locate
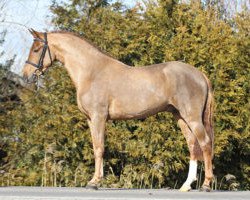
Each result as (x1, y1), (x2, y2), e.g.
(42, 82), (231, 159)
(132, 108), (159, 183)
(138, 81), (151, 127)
(202, 74), (214, 158)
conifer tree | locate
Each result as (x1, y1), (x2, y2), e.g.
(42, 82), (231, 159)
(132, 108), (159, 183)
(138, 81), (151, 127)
(0, 0), (249, 190)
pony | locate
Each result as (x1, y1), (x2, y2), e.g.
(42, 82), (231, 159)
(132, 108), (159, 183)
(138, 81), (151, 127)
(23, 29), (214, 192)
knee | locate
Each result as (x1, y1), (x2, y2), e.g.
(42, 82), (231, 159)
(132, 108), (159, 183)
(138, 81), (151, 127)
(94, 146), (104, 158)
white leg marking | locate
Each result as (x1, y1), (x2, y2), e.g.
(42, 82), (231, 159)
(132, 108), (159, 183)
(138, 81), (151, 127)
(180, 160), (197, 192)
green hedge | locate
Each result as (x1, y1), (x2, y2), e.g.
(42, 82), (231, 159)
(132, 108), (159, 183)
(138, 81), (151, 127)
(0, 0), (249, 190)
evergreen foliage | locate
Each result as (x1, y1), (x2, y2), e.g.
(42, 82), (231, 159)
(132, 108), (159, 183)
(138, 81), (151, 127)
(0, 30), (17, 173)
(0, 0), (249, 190)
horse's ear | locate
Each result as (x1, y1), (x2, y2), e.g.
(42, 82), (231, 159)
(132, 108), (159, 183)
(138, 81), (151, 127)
(28, 28), (42, 39)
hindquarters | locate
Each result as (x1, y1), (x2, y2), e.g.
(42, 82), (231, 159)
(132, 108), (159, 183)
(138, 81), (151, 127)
(166, 62), (209, 127)
(164, 62), (214, 157)
(170, 68), (214, 161)
(167, 62), (214, 190)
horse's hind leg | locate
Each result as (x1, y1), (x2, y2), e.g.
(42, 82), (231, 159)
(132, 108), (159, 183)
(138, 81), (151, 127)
(176, 117), (203, 192)
(186, 119), (213, 192)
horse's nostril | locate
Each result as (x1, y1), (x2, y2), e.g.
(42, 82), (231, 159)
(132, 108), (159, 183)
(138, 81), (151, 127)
(32, 73), (38, 82)
(23, 74), (28, 82)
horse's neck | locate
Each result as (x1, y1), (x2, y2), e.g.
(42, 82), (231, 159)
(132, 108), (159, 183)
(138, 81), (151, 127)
(49, 33), (116, 88)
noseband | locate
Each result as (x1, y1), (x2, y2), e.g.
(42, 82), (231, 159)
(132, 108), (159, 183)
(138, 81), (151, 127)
(26, 32), (53, 75)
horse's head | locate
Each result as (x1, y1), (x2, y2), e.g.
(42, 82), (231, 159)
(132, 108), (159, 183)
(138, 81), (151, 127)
(23, 29), (54, 83)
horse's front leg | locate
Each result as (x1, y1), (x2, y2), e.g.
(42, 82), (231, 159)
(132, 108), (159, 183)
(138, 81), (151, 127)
(86, 113), (106, 189)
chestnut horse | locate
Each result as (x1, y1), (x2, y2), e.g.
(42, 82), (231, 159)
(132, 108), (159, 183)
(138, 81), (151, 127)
(23, 29), (214, 192)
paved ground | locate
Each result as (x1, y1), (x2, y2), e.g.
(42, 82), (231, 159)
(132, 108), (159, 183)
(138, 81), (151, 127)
(0, 187), (249, 200)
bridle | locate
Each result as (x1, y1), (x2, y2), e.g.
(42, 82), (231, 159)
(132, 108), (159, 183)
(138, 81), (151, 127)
(25, 32), (53, 77)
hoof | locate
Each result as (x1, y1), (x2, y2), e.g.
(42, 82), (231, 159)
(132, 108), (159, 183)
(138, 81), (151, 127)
(200, 185), (211, 192)
(86, 183), (98, 190)
(179, 185), (191, 192)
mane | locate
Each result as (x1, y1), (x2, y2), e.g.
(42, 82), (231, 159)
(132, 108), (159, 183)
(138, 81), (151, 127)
(49, 30), (114, 58)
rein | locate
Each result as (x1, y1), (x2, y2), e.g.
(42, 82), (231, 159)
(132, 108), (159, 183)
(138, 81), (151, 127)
(25, 32), (53, 76)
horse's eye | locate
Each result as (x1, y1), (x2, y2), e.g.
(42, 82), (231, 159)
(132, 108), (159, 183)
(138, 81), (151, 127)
(33, 49), (39, 53)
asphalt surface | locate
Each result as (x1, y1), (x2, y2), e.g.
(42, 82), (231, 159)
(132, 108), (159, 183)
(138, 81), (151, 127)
(0, 187), (249, 200)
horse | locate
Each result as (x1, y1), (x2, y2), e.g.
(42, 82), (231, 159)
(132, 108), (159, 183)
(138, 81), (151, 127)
(23, 29), (214, 192)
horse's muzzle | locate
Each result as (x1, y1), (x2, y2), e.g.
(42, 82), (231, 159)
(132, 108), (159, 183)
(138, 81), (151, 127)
(23, 72), (38, 84)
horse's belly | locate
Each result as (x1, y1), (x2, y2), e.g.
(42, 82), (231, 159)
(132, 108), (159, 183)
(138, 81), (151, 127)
(108, 97), (168, 120)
